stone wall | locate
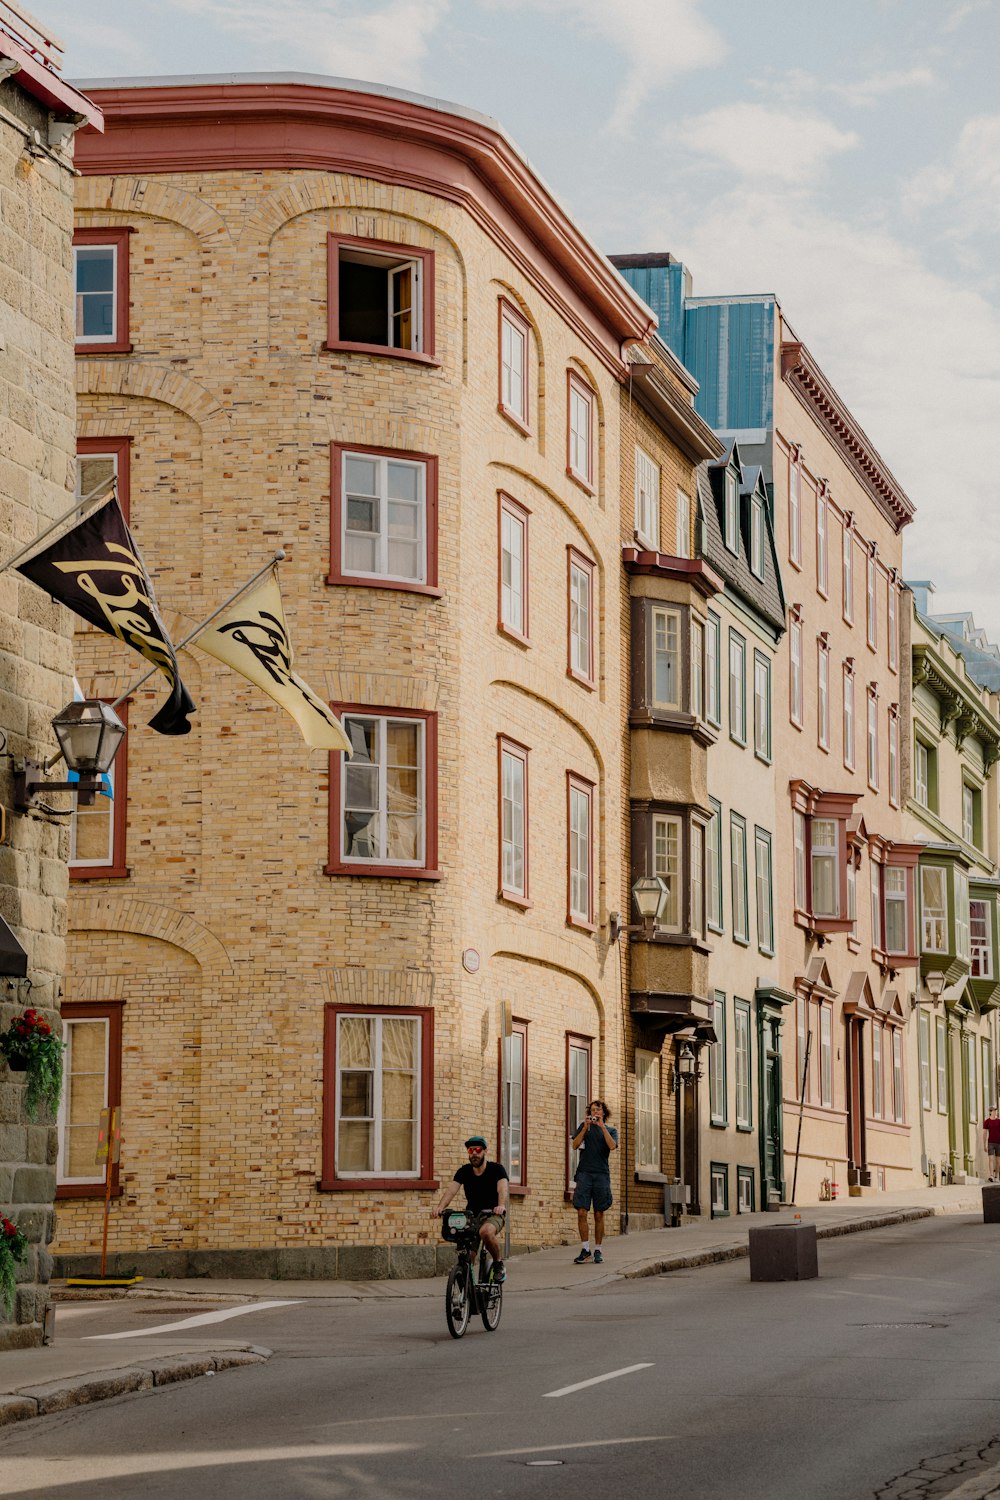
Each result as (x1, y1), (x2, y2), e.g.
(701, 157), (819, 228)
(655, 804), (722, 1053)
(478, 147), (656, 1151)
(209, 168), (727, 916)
(0, 79), (78, 1347)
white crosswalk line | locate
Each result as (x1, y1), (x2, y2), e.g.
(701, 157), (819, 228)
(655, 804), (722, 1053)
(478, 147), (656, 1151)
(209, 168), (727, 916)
(87, 1299), (301, 1339)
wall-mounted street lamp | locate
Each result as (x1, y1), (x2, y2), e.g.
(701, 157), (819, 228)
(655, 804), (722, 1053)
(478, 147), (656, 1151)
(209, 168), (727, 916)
(13, 699), (126, 814)
(675, 1041), (697, 1082)
(608, 874), (671, 943)
(924, 971), (946, 1001)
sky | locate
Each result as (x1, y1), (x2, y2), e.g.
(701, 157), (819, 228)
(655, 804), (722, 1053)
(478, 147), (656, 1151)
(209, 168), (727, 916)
(36, 0), (1000, 639)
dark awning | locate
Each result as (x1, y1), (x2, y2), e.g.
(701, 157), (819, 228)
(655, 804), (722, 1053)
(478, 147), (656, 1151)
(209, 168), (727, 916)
(0, 916), (28, 978)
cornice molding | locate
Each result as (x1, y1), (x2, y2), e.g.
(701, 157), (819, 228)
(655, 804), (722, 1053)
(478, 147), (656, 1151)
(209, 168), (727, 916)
(911, 642), (1000, 756)
(625, 357), (723, 463)
(780, 340), (914, 534)
(74, 81), (655, 378)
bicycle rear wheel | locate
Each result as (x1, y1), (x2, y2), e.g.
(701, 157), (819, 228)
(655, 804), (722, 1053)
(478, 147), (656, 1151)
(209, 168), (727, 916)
(446, 1261), (471, 1338)
(479, 1249), (503, 1331)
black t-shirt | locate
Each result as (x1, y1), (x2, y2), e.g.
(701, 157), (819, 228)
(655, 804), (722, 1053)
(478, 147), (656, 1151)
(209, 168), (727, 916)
(453, 1160), (508, 1216)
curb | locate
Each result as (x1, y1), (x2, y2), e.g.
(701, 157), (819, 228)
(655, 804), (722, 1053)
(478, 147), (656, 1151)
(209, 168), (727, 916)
(620, 1207), (936, 1281)
(0, 1345), (271, 1427)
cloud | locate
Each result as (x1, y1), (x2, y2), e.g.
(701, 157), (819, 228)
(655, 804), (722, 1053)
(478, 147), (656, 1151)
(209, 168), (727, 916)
(493, 0), (723, 132)
(676, 104), (859, 185)
(777, 65), (936, 109)
(905, 114), (1000, 240)
(655, 184), (1000, 633)
(167, 0), (451, 86)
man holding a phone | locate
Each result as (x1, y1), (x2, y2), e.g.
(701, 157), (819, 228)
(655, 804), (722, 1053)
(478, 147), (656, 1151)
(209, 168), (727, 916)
(570, 1100), (618, 1264)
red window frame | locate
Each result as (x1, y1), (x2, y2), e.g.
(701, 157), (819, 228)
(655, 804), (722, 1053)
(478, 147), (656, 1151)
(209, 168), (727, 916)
(498, 297), (531, 434)
(566, 771), (596, 931)
(320, 1002), (437, 1191)
(77, 436), (132, 521)
(497, 1017), (529, 1193)
(566, 370), (595, 492)
(326, 706), (439, 880)
(497, 734), (530, 908)
(69, 700), (128, 881)
(498, 492), (531, 645)
(55, 1000), (124, 1199)
(567, 546), (596, 689)
(326, 233), (436, 364)
(328, 441), (440, 595)
(565, 1031), (593, 1192)
(74, 227), (132, 354)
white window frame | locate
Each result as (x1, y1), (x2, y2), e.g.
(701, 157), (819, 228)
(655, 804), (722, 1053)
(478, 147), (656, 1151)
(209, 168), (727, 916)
(707, 800), (723, 932)
(706, 612), (721, 726)
(636, 1049), (661, 1171)
(971, 897), (993, 979)
(729, 631), (746, 744)
(342, 714), (426, 867)
(56, 1017), (110, 1186)
(872, 1024), (884, 1118)
(568, 552), (594, 683)
(500, 742), (528, 899)
(893, 1026), (905, 1123)
(818, 640), (830, 750)
(724, 471), (739, 553)
(500, 303), (527, 423)
(74, 242), (118, 345)
(334, 1011), (421, 1179)
(914, 740), (929, 808)
(936, 1015), (948, 1115)
(843, 665), (855, 772)
(921, 866), (948, 953)
(884, 866), (909, 956)
(691, 618), (705, 722)
(794, 810), (807, 912)
(888, 710), (899, 808)
(790, 616), (803, 727)
(888, 580), (898, 671)
(820, 1004), (833, 1107)
(341, 450), (428, 585)
(735, 1002), (752, 1130)
(500, 496), (528, 639)
(755, 828), (774, 955)
(568, 374), (594, 487)
(69, 757), (117, 869)
(919, 1010), (931, 1111)
(816, 488), (828, 595)
(867, 550), (878, 649)
(843, 522), (854, 623)
(867, 690), (879, 790)
(651, 605), (682, 711)
(750, 494), (764, 579)
(634, 446), (660, 549)
(710, 993), (726, 1125)
(652, 813), (683, 933)
(731, 814), (749, 944)
(753, 652), (771, 761)
(676, 487), (692, 558)
(956, 868), (971, 961)
(788, 450), (801, 565)
(338, 245), (425, 352)
(568, 777), (593, 926)
(811, 818), (840, 920)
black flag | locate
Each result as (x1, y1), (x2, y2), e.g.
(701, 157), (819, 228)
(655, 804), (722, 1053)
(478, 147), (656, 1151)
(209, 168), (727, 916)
(17, 497), (195, 735)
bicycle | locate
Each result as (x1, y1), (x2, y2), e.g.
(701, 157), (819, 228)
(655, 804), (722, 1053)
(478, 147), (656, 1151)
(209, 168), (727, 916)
(440, 1209), (503, 1338)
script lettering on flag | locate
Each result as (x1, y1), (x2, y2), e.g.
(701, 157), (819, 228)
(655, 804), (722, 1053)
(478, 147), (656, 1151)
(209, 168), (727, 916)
(194, 569), (351, 754)
(16, 498), (195, 736)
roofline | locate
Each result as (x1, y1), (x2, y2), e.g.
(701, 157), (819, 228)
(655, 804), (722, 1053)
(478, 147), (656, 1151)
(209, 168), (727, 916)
(780, 340), (914, 533)
(70, 73), (655, 370)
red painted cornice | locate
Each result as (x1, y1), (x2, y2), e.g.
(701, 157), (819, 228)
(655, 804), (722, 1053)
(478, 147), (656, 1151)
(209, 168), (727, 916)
(622, 548), (724, 600)
(781, 340), (914, 534)
(73, 80), (654, 374)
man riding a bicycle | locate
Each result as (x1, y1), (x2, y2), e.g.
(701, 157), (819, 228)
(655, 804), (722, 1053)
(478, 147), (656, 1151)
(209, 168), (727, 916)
(434, 1135), (508, 1282)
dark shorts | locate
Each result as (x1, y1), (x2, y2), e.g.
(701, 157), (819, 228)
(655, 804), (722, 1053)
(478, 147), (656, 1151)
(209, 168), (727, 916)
(989, 1142), (1000, 1156)
(573, 1170), (612, 1213)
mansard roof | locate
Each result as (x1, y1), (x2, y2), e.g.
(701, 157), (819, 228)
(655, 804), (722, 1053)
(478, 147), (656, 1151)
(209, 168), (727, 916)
(697, 442), (785, 637)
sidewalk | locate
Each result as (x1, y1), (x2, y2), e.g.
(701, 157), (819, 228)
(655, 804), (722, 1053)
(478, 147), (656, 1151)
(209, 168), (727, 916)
(0, 1184), (985, 1426)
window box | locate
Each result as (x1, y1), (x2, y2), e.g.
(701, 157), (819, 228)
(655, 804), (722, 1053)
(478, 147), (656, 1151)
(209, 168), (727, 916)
(790, 780), (859, 937)
(869, 837), (921, 973)
(918, 849), (974, 988)
(498, 298), (530, 432)
(56, 1002), (124, 1199)
(327, 707), (439, 879)
(327, 234), (436, 363)
(329, 443), (440, 594)
(74, 228), (132, 354)
(69, 701), (128, 881)
(321, 1004), (436, 1189)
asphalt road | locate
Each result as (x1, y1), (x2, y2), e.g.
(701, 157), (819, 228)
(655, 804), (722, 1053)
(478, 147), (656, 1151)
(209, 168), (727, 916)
(4, 1215), (1000, 1499)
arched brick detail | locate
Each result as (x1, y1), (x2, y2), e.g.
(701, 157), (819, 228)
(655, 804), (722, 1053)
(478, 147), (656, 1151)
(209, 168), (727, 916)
(76, 177), (231, 246)
(76, 361), (229, 428)
(70, 896), (233, 974)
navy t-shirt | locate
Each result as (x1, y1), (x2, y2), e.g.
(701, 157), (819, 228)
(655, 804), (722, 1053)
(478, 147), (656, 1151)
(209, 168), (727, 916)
(453, 1160), (508, 1216)
(574, 1121), (618, 1174)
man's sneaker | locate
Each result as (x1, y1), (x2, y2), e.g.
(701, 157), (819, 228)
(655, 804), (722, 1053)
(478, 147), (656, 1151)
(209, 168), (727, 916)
(493, 1262), (506, 1283)
(593, 1249), (603, 1265)
(574, 1248), (592, 1264)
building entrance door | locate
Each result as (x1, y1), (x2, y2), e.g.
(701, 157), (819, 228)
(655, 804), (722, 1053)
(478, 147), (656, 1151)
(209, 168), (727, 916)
(846, 1015), (868, 1186)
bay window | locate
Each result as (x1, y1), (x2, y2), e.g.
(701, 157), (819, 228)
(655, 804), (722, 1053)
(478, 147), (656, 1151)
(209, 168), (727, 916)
(790, 781), (856, 933)
(652, 813), (683, 932)
(631, 804), (708, 943)
(956, 869), (971, 961)
(920, 866), (948, 952)
(971, 898), (993, 979)
(691, 618), (705, 721)
(884, 866), (909, 955)
(652, 606), (682, 710)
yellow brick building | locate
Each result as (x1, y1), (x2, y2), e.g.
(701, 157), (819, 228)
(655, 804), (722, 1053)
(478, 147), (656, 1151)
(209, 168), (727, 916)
(51, 75), (690, 1276)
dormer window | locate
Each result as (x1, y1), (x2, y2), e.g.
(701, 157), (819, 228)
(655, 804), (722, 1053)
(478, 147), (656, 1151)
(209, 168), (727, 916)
(750, 494), (764, 579)
(724, 471), (739, 553)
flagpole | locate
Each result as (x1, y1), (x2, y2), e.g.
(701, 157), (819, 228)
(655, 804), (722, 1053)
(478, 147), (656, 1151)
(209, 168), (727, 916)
(107, 548), (287, 713)
(0, 476), (117, 576)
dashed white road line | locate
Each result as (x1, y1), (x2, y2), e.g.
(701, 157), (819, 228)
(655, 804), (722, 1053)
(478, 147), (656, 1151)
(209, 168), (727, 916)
(475, 1436), (672, 1457)
(542, 1363), (654, 1398)
(87, 1299), (301, 1340)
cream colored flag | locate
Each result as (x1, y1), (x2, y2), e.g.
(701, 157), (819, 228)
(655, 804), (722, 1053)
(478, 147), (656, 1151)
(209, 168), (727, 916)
(194, 569), (351, 754)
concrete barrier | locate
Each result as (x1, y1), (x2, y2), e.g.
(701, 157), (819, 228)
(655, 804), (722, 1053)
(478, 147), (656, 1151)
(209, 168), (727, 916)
(982, 1185), (1000, 1223)
(748, 1223), (818, 1281)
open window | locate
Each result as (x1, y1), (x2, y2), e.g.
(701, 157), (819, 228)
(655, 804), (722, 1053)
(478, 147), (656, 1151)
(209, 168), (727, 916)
(327, 235), (435, 361)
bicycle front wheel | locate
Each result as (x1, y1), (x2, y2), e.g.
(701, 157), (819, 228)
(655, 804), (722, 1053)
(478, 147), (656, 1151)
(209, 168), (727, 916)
(446, 1261), (471, 1338)
(479, 1250), (503, 1331)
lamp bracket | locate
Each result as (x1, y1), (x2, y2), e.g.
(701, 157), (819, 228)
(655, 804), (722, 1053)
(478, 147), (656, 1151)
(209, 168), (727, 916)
(12, 760), (100, 814)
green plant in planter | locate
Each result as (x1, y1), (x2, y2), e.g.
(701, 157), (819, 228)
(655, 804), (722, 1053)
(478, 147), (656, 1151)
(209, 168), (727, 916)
(0, 1216), (27, 1319)
(0, 1009), (64, 1120)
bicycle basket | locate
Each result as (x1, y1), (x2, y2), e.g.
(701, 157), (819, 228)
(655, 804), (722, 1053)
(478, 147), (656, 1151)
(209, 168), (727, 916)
(442, 1210), (471, 1241)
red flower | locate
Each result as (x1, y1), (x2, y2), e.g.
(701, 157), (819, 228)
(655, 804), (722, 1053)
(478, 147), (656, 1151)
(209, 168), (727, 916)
(2, 1220), (15, 1238)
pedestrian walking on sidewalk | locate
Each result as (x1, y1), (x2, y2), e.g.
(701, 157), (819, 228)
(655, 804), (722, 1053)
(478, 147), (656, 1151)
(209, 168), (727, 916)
(570, 1100), (618, 1265)
(983, 1107), (1000, 1180)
